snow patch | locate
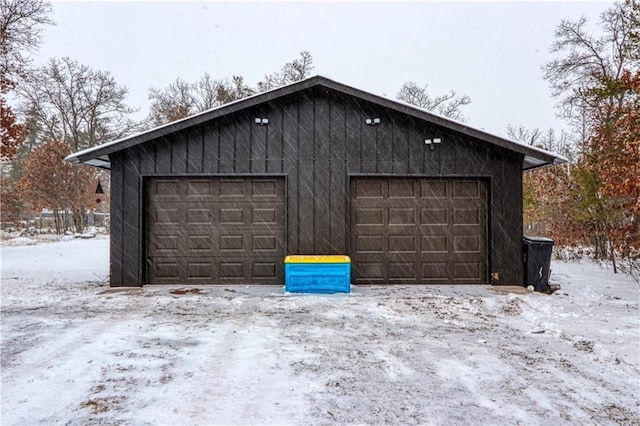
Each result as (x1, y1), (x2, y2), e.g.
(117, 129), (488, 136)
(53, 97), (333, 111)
(1, 240), (638, 425)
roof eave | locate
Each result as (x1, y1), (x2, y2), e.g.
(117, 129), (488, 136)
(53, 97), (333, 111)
(64, 77), (323, 165)
(65, 75), (568, 172)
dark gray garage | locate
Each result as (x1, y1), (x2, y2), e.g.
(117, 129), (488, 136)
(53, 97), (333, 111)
(67, 75), (566, 287)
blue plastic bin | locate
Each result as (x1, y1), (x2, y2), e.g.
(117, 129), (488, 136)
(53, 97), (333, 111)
(285, 255), (351, 293)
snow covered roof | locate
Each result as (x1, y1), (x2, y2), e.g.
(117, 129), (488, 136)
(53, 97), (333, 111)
(65, 75), (568, 171)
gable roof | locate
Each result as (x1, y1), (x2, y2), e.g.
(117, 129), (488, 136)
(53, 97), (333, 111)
(65, 75), (567, 170)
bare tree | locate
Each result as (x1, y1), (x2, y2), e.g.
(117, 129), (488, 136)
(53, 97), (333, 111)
(147, 52), (314, 126)
(257, 51), (315, 91)
(17, 57), (139, 151)
(1, 0), (52, 161)
(0, 0), (53, 84)
(147, 74), (255, 126)
(542, 0), (639, 134)
(148, 77), (196, 126)
(506, 125), (573, 159)
(396, 81), (471, 122)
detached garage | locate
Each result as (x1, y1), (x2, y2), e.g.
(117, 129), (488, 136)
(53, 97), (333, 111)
(67, 75), (566, 287)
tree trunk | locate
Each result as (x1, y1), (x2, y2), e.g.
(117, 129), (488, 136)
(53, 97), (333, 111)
(73, 207), (85, 234)
(610, 238), (618, 274)
(53, 210), (61, 234)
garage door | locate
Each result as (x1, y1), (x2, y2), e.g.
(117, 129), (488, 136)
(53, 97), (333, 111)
(351, 178), (487, 284)
(146, 177), (285, 284)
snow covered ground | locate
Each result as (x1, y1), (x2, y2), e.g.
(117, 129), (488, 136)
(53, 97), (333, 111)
(1, 238), (638, 425)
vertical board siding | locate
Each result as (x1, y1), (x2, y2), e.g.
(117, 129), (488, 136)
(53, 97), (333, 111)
(235, 117), (250, 173)
(219, 120), (235, 174)
(392, 119), (408, 174)
(329, 95), (347, 253)
(202, 124), (219, 173)
(155, 137), (172, 174)
(249, 109), (267, 173)
(110, 154), (124, 286)
(171, 133), (188, 174)
(266, 106), (283, 173)
(345, 99), (361, 174)
(187, 126), (203, 174)
(283, 98), (299, 254)
(422, 123), (440, 174)
(111, 88), (524, 286)
(139, 143), (155, 175)
(122, 147), (141, 285)
(407, 122), (424, 174)
(297, 95), (315, 253)
(314, 93), (331, 253)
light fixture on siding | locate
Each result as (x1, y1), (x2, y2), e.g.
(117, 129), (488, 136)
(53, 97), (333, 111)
(254, 118), (269, 125)
(365, 118), (381, 126)
(424, 137), (442, 151)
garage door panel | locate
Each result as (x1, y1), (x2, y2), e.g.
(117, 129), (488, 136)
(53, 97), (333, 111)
(146, 177), (285, 284)
(252, 262), (278, 279)
(355, 208), (384, 225)
(388, 208), (416, 225)
(421, 235), (449, 253)
(153, 180), (180, 197)
(452, 180), (481, 198)
(356, 235), (384, 253)
(388, 235), (416, 252)
(220, 262), (244, 279)
(219, 179), (246, 197)
(187, 235), (214, 252)
(420, 180), (448, 198)
(354, 262), (384, 281)
(453, 208), (481, 225)
(454, 235), (481, 253)
(253, 207), (278, 224)
(187, 180), (215, 197)
(422, 262), (448, 280)
(251, 235), (280, 251)
(220, 208), (244, 225)
(154, 234), (179, 251)
(251, 179), (279, 197)
(453, 261), (483, 280)
(187, 261), (214, 279)
(352, 178), (487, 284)
(355, 179), (385, 198)
(389, 262), (417, 279)
(186, 208), (211, 224)
(154, 206), (180, 224)
(420, 208), (448, 225)
(219, 234), (244, 252)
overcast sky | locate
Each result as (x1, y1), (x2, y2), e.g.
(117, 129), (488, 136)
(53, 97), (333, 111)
(35, 1), (612, 138)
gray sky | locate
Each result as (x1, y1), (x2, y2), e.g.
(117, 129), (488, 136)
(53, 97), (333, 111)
(35, 1), (612, 138)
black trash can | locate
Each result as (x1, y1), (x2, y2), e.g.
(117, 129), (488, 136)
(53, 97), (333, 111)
(523, 236), (554, 291)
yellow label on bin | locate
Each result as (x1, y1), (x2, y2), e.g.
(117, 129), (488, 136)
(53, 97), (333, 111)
(285, 255), (351, 264)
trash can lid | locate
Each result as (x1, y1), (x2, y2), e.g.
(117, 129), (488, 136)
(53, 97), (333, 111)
(285, 255), (351, 263)
(523, 236), (554, 244)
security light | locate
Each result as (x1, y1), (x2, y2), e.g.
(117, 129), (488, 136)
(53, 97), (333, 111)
(433, 138), (442, 144)
(254, 118), (269, 125)
(365, 118), (372, 125)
